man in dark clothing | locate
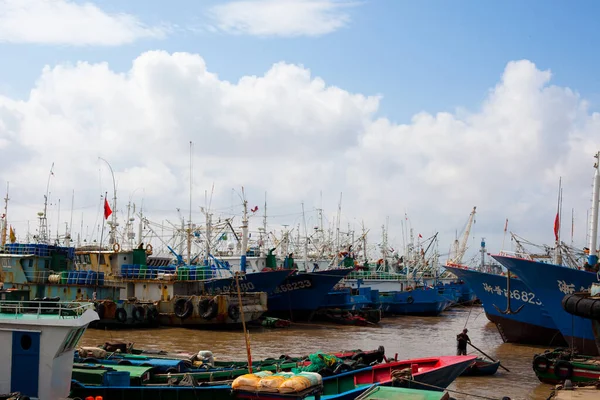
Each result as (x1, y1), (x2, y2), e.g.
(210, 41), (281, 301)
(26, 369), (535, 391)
(456, 328), (471, 355)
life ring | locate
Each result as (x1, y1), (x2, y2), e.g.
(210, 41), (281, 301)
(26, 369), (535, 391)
(532, 355), (549, 373)
(554, 360), (573, 380)
(146, 244), (153, 255)
(174, 298), (193, 319)
(115, 308), (127, 323)
(96, 302), (106, 319)
(113, 243), (121, 252)
(406, 296), (414, 304)
(228, 305), (240, 321)
(199, 298), (218, 320)
(133, 306), (145, 322)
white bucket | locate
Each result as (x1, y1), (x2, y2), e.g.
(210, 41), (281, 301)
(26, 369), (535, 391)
(591, 282), (600, 297)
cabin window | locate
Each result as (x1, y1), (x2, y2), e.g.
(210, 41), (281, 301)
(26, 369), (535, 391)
(20, 334), (32, 350)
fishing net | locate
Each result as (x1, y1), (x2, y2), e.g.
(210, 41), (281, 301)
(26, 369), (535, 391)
(293, 352), (343, 373)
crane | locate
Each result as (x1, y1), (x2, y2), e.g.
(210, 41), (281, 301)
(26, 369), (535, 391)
(448, 206), (476, 266)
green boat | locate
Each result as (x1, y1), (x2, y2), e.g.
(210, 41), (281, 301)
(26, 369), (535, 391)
(356, 386), (450, 400)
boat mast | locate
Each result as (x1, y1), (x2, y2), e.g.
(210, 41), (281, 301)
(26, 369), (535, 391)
(99, 158), (118, 246)
(66, 190), (74, 247)
(38, 163), (54, 244)
(480, 237), (486, 271)
(588, 152), (600, 266)
(302, 202), (308, 270)
(1, 182), (9, 246)
(187, 141), (193, 265)
(554, 178), (563, 265)
(240, 188), (248, 273)
(334, 192), (342, 267)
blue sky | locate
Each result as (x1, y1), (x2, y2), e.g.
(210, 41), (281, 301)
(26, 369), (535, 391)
(2, 0), (600, 122)
(2, 0), (600, 257)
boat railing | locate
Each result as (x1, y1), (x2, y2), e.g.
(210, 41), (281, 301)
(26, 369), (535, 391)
(2, 243), (75, 258)
(0, 300), (94, 319)
(496, 251), (533, 260)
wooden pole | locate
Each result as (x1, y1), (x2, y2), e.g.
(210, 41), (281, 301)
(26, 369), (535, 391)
(235, 272), (253, 373)
(467, 342), (510, 372)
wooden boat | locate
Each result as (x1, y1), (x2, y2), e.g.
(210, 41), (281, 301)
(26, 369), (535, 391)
(69, 356), (476, 400)
(460, 357), (500, 376)
(532, 348), (600, 384)
(74, 346), (386, 385)
(356, 386), (450, 400)
(230, 355), (476, 400)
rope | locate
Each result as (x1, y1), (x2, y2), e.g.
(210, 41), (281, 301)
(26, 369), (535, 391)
(393, 377), (506, 400)
(464, 303), (474, 329)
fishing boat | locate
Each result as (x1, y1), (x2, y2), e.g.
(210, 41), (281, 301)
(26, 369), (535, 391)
(0, 292), (98, 400)
(493, 151), (600, 356)
(379, 287), (450, 316)
(444, 264), (567, 346)
(265, 268), (354, 321)
(356, 386), (450, 400)
(230, 355), (477, 400)
(532, 348), (600, 384)
(493, 253), (599, 355)
(460, 357), (500, 376)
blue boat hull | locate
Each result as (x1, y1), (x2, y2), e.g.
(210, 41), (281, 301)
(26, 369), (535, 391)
(492, 255), (599, 355)
(267, 269), (353, 321)
(379, 289), (449, 316)
(203, 269), (292, 295)
(445, 266), (567, 346)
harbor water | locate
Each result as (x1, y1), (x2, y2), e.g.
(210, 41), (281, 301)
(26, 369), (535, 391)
(81, 305), (556, 400)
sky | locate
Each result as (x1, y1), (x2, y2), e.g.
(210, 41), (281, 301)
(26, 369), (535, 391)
(1, 0), (600, 263)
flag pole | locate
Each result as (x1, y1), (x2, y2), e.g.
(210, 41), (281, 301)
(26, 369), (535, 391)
(97, 192), (107, 292)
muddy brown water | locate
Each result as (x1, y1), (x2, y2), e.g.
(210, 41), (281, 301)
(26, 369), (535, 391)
(80, 306), (556, 399)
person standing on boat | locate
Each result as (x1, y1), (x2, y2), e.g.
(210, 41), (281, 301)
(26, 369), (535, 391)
(456, 328), (471, 355)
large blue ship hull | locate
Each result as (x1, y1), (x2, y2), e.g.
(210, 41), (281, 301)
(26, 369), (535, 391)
(492, 255), (599, 355)
(445, 266), (567, 346)
(203, 269), (292, 295)
(267, 268), (353, 321)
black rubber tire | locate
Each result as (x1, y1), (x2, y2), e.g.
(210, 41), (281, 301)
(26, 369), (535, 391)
(115, 308), (127, 323)
(228, 304), (240, 321)
(199, 299), (218, 320)
(406, 296), (414, 304)
(133, 306), (145, 322)
(532, 355), (549, 373)
(174, 298), (193, 319)
(147, 306), (159, 321)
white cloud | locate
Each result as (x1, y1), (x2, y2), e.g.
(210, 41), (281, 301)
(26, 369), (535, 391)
(0, 53), (599, 261)
(0, 0), (166, 45)
(207, 0), (355, 37)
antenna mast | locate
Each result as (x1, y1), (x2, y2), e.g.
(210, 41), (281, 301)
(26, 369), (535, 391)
(38, 163), (54, 244)
(1, 182), (9, 246)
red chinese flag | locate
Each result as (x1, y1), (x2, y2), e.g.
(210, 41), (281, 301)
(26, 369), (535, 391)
(553, 213), (560, 241)
(104, 198), (112, 220)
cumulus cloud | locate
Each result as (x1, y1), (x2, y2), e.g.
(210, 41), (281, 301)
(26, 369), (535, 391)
(207, 0), (355, 37)
(0, 53), (598, 260)
(0, 0), (166, 45)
